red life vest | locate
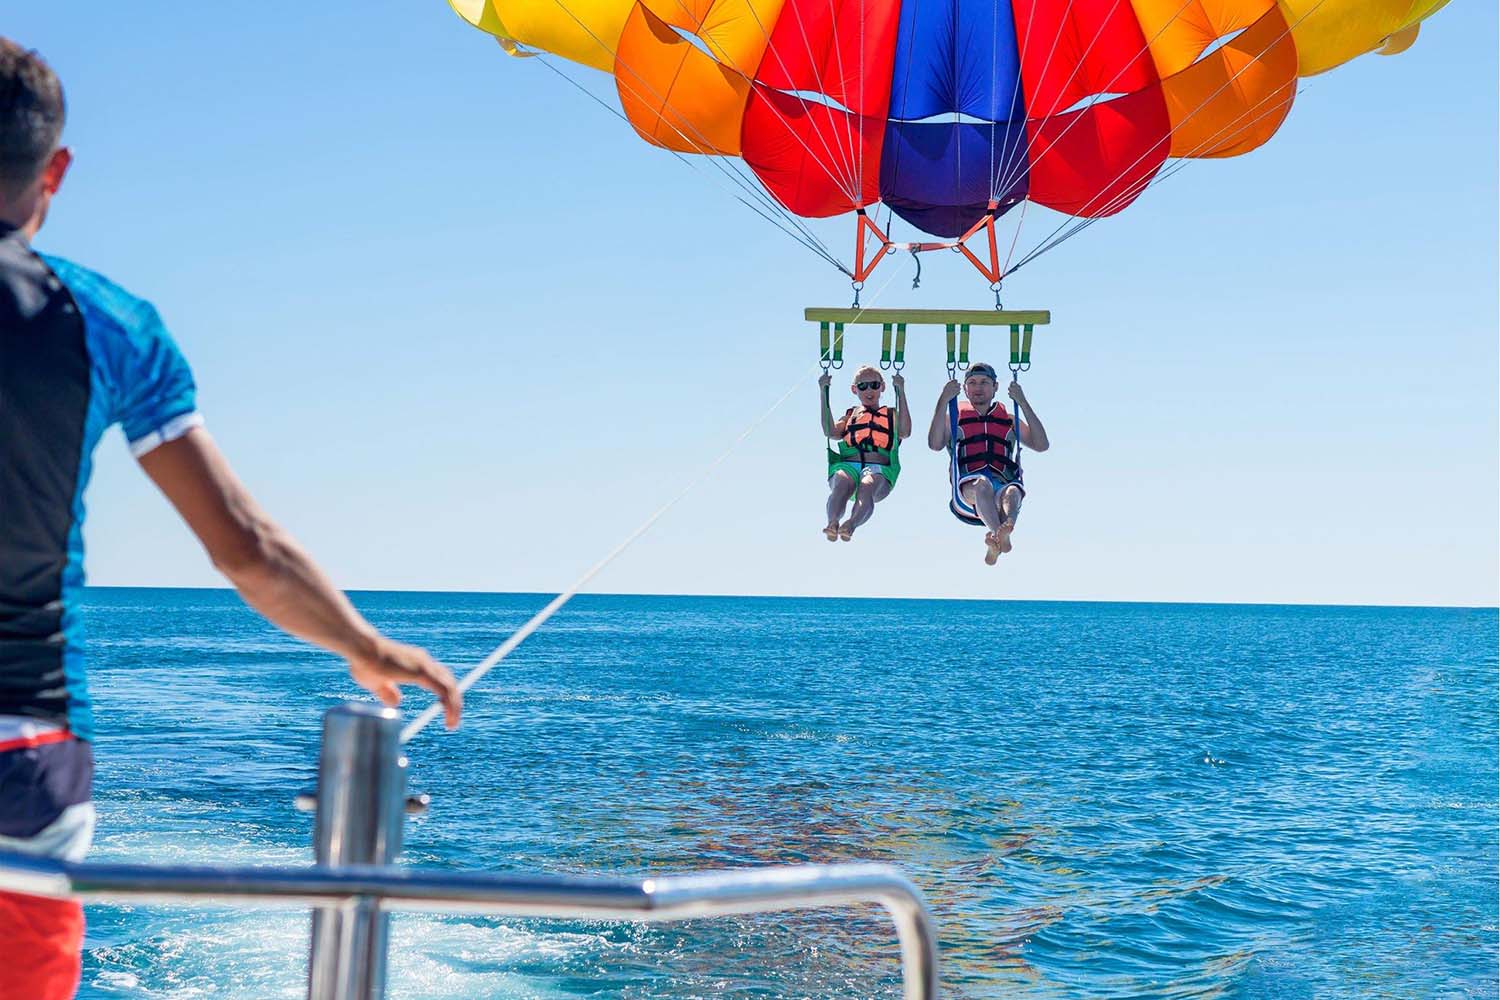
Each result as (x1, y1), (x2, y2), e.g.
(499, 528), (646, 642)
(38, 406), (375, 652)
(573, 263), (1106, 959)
(842, 405), (894, 453)
(956, 400), (1017, 475)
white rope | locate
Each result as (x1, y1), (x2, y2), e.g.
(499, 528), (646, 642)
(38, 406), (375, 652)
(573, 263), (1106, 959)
(401, 267), (905, 744)
(1004, 2), (1322, 275)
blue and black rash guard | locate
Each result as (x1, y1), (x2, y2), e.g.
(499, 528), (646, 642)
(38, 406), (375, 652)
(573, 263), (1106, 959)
(0, 222), (200, 745)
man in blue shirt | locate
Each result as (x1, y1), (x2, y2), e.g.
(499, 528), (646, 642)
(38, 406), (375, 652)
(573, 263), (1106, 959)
(0, 38), (462, 998)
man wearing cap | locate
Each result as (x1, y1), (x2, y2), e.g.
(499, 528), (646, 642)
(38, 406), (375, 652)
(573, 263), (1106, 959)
(928, 363), (1050, 564)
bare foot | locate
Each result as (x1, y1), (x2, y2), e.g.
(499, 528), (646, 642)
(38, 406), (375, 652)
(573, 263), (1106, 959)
(984, 534), (1002, 565)
(995, 521), (1015, 554)
(823, 522), (840, 542)
(838, 522), (855, 541)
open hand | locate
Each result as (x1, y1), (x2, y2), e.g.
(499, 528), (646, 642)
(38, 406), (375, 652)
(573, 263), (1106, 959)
(347, 636), (463, 730)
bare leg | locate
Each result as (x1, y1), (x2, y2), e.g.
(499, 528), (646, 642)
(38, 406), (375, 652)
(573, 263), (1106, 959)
(994, 484), (1024, 553)
(964, 477), (1006, 565)
(825, 471), (855, 540)
(841, 472), (891, 539)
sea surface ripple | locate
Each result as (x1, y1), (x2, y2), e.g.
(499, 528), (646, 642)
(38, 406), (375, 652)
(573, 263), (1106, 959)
(73, 590), (1497, 999)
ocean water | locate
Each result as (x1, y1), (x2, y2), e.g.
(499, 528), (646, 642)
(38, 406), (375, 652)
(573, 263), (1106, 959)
(70, 589), (1495, 999)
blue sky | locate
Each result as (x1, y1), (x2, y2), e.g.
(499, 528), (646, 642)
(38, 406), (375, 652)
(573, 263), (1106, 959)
(11, 2), (1497, 606)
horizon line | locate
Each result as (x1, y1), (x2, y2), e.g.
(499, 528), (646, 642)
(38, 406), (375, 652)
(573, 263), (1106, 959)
(81, 584), (1499, 614)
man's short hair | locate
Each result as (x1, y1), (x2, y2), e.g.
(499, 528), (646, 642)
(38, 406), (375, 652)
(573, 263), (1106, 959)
(0, 39), (65, 198)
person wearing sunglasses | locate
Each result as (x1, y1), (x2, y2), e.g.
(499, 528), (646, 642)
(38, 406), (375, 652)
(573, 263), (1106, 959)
(928, 362), (1050, 564)
(818, 364), (912, 541)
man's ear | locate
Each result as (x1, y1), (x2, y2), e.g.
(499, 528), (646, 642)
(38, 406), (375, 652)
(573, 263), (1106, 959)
(40, 147), (72, 195)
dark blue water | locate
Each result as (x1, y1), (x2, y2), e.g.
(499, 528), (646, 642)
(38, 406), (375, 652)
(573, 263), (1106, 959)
(73, 589), (1496, 999)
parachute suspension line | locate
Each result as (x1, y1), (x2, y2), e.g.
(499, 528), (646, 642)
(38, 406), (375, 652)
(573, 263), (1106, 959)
(785, 0), (864, 195)
(880, 0), (925, 237)
(979, 0), (1042, 273)
(858, 0), (866, 207)
(846, 0), (1015, 295)
(988, 0), (1069, 206)
(1008, 71), (1311, 278)
(1009, 82), (1310, 275)
(1003, 0), (1329, 276)
(990, 0), (1260, 267)
(403, 266), (910, 745)
(990, 0), (1043, 212)
(1145, 85), (1313, 189)
(542, 0), (860, 239)
(995, 0), (1200, 203)
(987, 0), (998, 203)
(531, 58), (848, 276)
(531, 49), (828, 258)
(999, 198), (1028, 281)
(749, 0), (863, 199)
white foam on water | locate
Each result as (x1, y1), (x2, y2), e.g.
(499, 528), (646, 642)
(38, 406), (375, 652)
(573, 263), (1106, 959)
(80, 822), (615, 999)
(85, 901), (615, 999)
(388, 916), (619, 999)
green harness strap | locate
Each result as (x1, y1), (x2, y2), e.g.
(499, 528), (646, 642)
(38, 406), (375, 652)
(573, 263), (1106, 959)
(819, 321), (847, 369)
(879, 323), (909, 370)
(1008, 323), (1034, 370)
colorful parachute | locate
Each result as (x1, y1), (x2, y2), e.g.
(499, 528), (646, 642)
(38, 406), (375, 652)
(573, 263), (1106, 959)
(448, 0), (1447, 249)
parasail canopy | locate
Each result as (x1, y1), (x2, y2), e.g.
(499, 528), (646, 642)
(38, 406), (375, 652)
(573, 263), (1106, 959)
(448, 0), (1448, 278)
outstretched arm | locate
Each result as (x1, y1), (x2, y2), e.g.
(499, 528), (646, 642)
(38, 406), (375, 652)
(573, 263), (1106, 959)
(1008, 382), (1049, 452)
(137, 428), (462, 729)
(892, 374), (913, 439)
(928, 379), (960, 451)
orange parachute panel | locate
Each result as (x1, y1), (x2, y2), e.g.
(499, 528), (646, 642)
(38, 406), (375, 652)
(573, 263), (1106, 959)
(1160, 4), (1297, 158)
(1130, 0), (1277, 77)
(615, 6), (754, 154)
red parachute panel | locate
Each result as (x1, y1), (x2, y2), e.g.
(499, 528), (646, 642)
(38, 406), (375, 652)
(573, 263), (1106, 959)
(741, 0), (900, 216)
(1014, 0), (1170, 217)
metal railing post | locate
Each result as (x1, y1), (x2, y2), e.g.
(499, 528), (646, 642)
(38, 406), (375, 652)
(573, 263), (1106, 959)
(306, 703), (407, 1000)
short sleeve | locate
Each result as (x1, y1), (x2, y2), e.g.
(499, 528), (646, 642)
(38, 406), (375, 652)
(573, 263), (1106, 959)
(42, 255), (204, 458)
(112, 302), (201, 456)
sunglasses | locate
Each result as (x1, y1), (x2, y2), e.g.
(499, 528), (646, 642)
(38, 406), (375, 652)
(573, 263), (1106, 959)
(856, 381), (884, 391)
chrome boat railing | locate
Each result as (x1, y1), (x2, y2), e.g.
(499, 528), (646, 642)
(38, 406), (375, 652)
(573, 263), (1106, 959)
(0, 704), (940, 1000)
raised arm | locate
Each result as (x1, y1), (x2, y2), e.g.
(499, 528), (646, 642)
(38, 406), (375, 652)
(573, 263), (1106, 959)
(137, 428), (462, 728)
(819, 373), (849, 439)
(892, 374), (913, 439)
(1008, 382), (1050, 452)
(928, 379), (960, 451)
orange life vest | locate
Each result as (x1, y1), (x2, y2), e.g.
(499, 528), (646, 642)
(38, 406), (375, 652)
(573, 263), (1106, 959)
(956, 400), (1017, 476)
(842, 405), (894, 453)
